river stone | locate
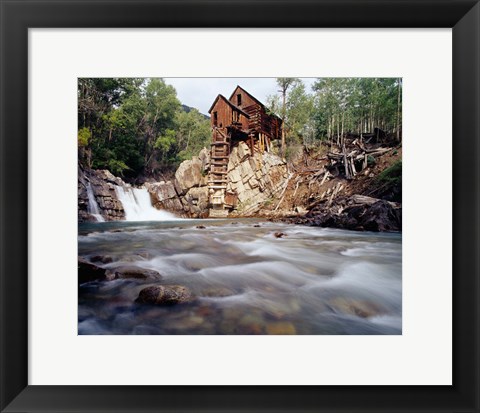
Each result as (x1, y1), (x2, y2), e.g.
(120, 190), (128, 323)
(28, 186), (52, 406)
(266, 321), (297, 335)
(237, 313), (265, 334)
(90, 255), (113, 264)
(78, 258), (107, 283)
(201, 287), (236, 297)
(135, 285), (194, 305)
(328, 297), (383, 318)
(105, 266), (162, 281)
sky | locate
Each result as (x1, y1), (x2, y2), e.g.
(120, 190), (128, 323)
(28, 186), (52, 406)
(164, 78), (317, 115)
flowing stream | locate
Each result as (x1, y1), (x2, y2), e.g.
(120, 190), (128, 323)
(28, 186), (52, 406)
(78, 220), (402, 335)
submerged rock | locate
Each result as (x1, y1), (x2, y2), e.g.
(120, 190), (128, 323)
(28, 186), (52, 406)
(265, 321), (297, 335)
(78, 258), (107, 283)
(105, 266), (162, 281)
(90, 255), (113, 264)
(327, 297), (384, 319)
(135, 285), (194, 305)
(201, 287), (236, 297)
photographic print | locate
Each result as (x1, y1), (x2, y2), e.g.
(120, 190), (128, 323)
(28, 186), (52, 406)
(78, 77), (402, 335)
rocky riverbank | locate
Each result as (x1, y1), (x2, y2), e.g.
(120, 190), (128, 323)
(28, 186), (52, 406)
(286, 194), (402, 232)
(79, 141), (402, 232)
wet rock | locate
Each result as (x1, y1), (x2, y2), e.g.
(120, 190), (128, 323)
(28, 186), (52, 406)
(290, 195), (401, 232)
(168, 315), (205, 330)
(358, 200), (402, 232)
(327, 297), (383, 318)
(135, 285), (194, 305)
(196, 225), (206, 229)
(237, 314), (265, 334)
(266, 321), (297, 335)
(119, 254), (150, 262)
(274, 232), (286, 238)
(201, 287), (236, 297)
(105, 266), (162, 281)
(90, 255), (113, 264)
(196, 304), (215, 317)
(263, 301), (289, 320)
(78, 258), (107, 283)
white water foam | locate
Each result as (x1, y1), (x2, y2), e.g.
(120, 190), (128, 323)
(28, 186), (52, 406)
(115, 186), (180, 221)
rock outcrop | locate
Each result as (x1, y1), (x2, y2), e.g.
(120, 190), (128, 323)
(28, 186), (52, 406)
(290, 195), (402, 232)
(145, 181), (183, 212)
(78, 167), (125, 222)
(225, 142), (289, 215)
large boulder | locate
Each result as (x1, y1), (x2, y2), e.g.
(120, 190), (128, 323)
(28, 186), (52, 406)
(175, 157), (205, 195)
(145, 181), (184, 213)
(135, 285), (194, 305)
(78, 258), (107, 283)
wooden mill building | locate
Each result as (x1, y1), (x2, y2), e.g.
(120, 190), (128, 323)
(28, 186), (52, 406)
(207, 86), (282, 216)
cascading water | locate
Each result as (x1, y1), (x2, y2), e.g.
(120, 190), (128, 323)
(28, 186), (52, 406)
(115, 185), (179, 221)
(86, 182), (105, 222)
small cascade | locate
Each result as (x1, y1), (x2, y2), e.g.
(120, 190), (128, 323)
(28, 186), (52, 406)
(115, 186), (179, 221)
(86, 182), (105, 222)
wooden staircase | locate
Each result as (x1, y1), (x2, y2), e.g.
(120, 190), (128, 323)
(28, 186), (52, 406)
(208, 128), (230, 217)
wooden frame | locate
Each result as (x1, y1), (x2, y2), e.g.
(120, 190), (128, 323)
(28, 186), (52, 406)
(0, 1), (478, 412)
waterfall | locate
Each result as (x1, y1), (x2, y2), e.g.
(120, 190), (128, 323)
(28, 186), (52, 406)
(86, 182), (105, 222)
(115, 186), (179, 221)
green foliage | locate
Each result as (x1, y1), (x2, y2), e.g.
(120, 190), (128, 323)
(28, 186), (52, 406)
(78, 77), (189, 177)
(367, 155), (376, 167)
(107, 159), (131, 176)
(377, 160), (402, 185)
(77, 127), (91, 147)
(268, 78), (314, 147)
(155, 129), (176, 152)
(174, 108), (211, 161)
(312, 78), (402, 142)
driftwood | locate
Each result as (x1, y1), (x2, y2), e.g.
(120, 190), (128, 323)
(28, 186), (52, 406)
(327, 143), (394, 179)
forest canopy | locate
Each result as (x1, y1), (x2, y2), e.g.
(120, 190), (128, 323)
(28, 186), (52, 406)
(78, 77), (401, 179)
(78, 78), (211, 179)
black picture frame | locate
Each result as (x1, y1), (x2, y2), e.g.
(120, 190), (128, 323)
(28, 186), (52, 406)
(1, 1), (479, 412)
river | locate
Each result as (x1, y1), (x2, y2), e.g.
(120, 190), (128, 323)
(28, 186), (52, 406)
(78, 219), (402, 335)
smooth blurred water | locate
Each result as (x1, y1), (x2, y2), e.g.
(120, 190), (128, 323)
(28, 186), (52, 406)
(115, 186), (180, 221)
(78, 220), (402, 335)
